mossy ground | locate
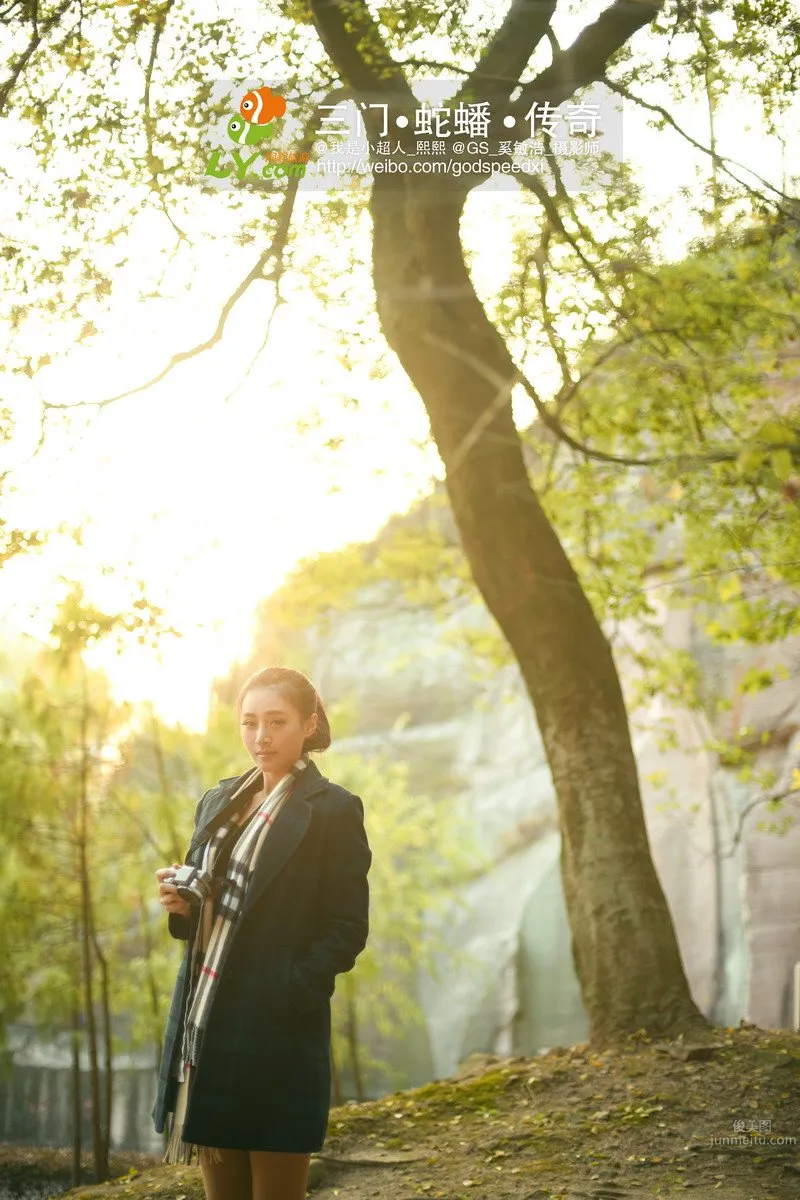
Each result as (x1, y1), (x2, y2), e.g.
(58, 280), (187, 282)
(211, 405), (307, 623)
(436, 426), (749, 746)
(4, 1023), (799, 1200)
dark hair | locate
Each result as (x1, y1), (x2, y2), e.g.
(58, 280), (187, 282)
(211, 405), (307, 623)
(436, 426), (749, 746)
(235, 666), (331, 754)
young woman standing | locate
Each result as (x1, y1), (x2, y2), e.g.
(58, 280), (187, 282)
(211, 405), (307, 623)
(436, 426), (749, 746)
(152, 666), (372, 1200)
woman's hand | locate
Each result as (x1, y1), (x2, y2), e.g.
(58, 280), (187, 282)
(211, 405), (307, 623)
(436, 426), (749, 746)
(156, 863), (191, 920)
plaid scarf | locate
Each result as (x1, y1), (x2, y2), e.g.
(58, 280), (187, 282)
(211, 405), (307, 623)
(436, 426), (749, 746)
(163, 753), (309, 1166)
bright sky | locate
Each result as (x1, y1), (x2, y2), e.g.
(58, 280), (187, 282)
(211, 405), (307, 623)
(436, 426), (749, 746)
(1, 252), (439, 727)
(1, 4), (798, 730)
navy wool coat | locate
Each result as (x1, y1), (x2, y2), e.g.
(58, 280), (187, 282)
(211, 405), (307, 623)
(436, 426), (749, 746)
(151, 758), (372, 1153)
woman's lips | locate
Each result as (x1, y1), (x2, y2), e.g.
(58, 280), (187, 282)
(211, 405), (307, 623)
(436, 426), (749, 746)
(257, 751), (276, 757)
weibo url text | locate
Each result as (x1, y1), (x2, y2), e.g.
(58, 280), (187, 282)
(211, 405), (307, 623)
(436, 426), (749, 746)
(312, 157), (547, 178)
(202, 150), (569, 184)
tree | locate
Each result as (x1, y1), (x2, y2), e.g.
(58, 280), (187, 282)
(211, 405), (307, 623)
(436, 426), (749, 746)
(0, 582), (168, 1181)
(0, 642), (123, 1182)
(304, 0), (800, 1046)
(2, 0), (799, 1042)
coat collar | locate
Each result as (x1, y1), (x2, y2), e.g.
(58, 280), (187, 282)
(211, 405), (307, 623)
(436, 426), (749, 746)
(187, 757), (330, 921)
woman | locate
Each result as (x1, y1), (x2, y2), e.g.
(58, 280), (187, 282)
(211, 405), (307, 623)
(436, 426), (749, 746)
(151, 666), (372, 1200)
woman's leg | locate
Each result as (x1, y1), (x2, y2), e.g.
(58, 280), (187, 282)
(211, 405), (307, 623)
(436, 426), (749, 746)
(199, 1147), (252, 1200)
(249, 1150), (312, 1200)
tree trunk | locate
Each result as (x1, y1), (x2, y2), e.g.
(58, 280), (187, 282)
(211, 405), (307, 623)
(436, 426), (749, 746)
(137, 886), (166, 1138)
(149, 707), (183, 865)
(70, 944), (82, 1190)
(87, 912), (112, 1174)
(369, 179), (709, 1043)
(342, 974), (364, 1100)
(77, 669), (109, 1182)
(330, 1039), (341, 1108)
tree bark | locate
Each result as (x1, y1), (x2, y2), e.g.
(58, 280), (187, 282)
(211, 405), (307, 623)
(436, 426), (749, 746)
(70, 941), (82, 1190)
(370, 180), (708, 1042)
(77, 667), (109, 1181)
(305, 0), (708, 1043)
(343, 973), (364, 1100)
(149, 707), (183, 866)
(87, 907), (112, 1175)
(136, 884), (166, 1141)
(330, 1039), (341, 1108)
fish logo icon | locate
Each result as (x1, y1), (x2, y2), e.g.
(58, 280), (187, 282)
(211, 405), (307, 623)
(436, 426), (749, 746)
(203, 82), (307, 186)
(240, 86), (287, 125)
(227, 115), (276, 146)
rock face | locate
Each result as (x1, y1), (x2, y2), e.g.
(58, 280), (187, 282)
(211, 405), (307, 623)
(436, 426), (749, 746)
(292, 496), (800, 1092)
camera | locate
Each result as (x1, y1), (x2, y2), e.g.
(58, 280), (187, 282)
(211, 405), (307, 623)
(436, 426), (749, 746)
(165, 864), (221, 906)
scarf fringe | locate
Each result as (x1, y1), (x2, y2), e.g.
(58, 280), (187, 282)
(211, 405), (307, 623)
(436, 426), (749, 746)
(162, 1065), (223, 1166)
(183, 1020), (203, 1072)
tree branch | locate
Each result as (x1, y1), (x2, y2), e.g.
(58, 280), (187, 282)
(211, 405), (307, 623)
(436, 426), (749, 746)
(420, 325), (800, 474)
(532, 221), (574, 392)
(43, 235), (282, 412)
(39, 89), (346, 419)
(0, 0), (74, 115)
(508, 0), (663, 122)
(464, 0), (557, 102)
(141, 0), (186, 242)
(603, 77), (798, 217)
(516, 169), (616, 304)
(519, 367), (800, 470)
(306, 0), (414, 105)
(721, 785), (800, 857)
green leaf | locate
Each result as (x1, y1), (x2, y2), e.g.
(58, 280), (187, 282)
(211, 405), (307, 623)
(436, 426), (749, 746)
(771, 448), (794, 482)
(737, 448), (766, 474)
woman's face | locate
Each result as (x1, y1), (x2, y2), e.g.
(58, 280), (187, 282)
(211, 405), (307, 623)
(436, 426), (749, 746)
(239, 685), (318, 780)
